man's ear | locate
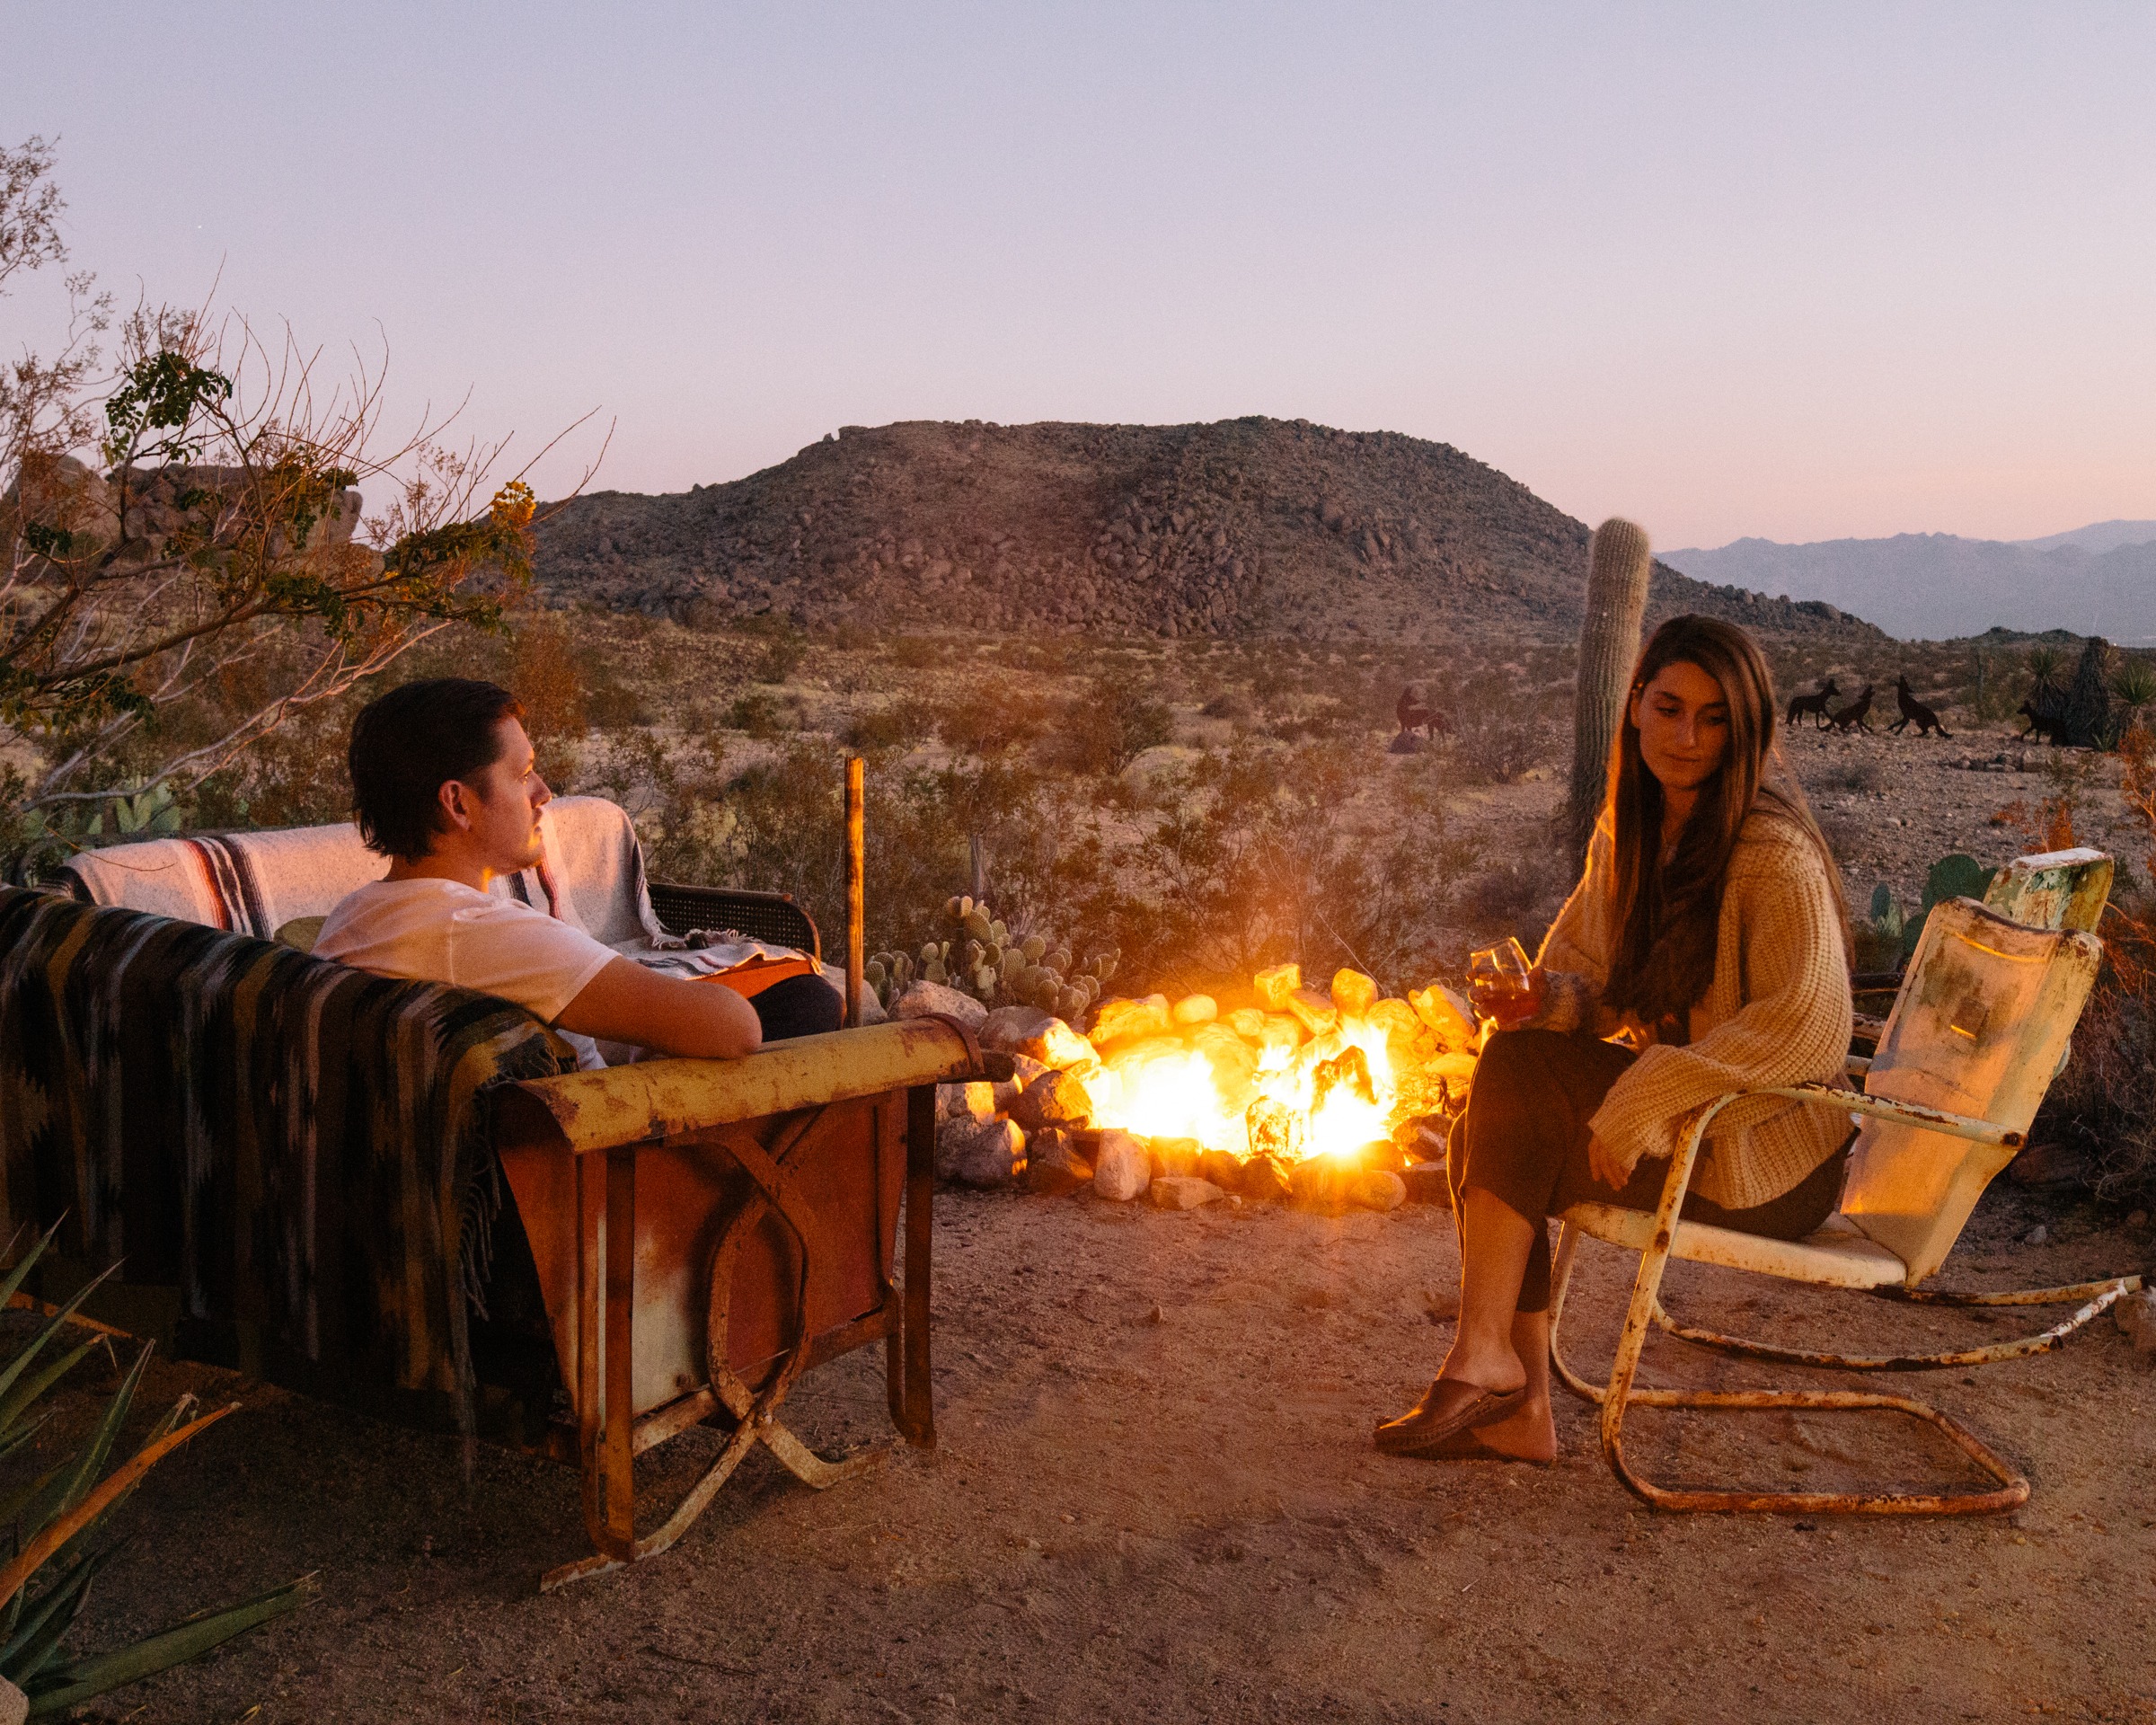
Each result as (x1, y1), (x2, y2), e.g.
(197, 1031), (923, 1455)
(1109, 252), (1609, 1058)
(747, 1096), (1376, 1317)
(437, 778), (477, 835)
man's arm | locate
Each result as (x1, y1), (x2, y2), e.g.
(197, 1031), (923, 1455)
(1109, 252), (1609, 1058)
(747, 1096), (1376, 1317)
(554, 957), (763, 1060)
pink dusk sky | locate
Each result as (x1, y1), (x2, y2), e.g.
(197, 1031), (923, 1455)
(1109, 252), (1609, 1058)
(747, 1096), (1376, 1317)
(5, 3), (2152, 550)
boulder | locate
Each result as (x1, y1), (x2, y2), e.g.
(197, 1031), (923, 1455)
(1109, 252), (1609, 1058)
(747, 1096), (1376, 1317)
(1253, 962), (1302, 1010)
(937, 1116), (1023, 1186)
(1288, 1155), (1356, 1215)
(1025, 1018), (1096, 1070)
(1409, 983), (1477, 1049)
(2116, 1287), (2156, 1361)
(1238, 1153), (1292, 1203)
(1147, 1137), (1206, 1180)
(1355, 1169), (1408, 1212)
(1401, 1162), (1454, 1207)
(1330, 969), (1377, 1017)
(1091, 1130), (1151, 1201)
(1198, 1147), (1245, 1191)
(1286, 986), (1339, 1036)
(1090, 994), (1171, 1048)
(1171, 994), (1218, 1025)
(978, 1004), (1055, 1053)
(938, 1080), (997, 1123)
(1224, 1006), (1268, 1040)
(1011, 1067), (1095, 1133)
(1149, 1176), (1224, 1211)
(1024, 1126), (1092, 1196)
(895, 979), (987, 1029)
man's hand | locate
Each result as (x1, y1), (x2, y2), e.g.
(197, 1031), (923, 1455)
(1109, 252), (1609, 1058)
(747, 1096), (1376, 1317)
(555, 957), (763, 1060)
(1586, 1132), (1630, 1191)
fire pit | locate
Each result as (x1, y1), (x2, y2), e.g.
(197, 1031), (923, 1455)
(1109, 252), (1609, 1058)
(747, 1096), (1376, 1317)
(925, 963), (1482, 1209)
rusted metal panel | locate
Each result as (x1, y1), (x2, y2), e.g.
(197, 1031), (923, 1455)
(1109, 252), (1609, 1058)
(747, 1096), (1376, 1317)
(495, 1018), (1006, 1157)
(1982, 846), (2113, 933)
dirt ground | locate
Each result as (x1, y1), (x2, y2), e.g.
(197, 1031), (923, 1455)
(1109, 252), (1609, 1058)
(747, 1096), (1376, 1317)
(40, 709), (2156, 1725)
(56, 1167), (2155, 1724)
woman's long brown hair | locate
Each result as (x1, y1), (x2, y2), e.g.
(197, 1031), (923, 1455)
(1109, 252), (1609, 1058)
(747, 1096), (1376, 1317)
(1600, 615), (1848, 1034)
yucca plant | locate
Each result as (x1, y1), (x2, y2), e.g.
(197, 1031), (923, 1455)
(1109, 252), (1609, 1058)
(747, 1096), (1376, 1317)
(2111, 659), (2156, 727)
(0, 1225), (313, 1717)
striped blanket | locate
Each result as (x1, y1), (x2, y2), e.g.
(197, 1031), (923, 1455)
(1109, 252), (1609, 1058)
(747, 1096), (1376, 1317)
(0, 885), (568, 1424)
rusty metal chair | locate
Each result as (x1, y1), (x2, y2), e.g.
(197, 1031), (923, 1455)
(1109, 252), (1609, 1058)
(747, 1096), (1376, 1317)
(1549, 848), (2143, 1515)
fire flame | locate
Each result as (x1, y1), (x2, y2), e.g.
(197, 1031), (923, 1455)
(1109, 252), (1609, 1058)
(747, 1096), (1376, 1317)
(1089, 1012), (1401, 1163)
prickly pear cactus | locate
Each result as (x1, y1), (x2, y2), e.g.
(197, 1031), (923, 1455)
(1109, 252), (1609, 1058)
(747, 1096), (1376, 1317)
(869, 893), (1110, 1023)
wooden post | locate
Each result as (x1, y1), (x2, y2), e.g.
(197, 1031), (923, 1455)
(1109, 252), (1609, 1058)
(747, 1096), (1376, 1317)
(844, 756), (865, 1028)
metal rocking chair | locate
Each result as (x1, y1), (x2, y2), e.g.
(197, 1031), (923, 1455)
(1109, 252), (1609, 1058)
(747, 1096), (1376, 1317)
(1548, 847), (2144, 1515)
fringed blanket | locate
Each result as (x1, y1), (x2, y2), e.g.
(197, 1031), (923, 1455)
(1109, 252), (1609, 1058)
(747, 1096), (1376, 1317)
(0, 886), (568, 1422)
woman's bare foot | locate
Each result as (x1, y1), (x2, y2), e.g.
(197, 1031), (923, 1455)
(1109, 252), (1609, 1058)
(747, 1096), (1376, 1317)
(1458, 1392), (1558, 1463)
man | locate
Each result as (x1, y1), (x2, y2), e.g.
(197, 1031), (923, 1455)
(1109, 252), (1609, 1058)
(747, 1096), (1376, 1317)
(315, 677), (840, 1067)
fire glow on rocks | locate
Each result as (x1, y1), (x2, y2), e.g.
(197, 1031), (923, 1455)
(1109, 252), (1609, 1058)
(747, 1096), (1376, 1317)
(1084, 962), (1480, 1165)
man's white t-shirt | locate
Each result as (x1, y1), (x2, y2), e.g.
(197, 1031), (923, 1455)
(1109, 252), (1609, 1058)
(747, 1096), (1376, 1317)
(314, 878), (617, 1069)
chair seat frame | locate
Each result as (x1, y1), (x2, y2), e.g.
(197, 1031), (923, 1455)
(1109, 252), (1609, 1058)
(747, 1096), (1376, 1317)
(1549, 1081), (2143, 1516)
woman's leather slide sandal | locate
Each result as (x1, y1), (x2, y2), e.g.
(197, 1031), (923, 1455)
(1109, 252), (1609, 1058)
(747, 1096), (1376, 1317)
(1372, 1381), (1530, 1456)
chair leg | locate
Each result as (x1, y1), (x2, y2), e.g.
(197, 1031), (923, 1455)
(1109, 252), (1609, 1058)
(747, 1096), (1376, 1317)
(1584, 1104), (2031, 1516)
(1547, 1224), (1605, 1406)
(1651, 1274), (2143, 1373)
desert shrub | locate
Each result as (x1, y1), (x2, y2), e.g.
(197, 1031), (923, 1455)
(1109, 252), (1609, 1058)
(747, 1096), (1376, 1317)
(842, 698), (932, 753)
(1056, 677), (1173, 775)
(934, 677), (1045, 756)
(2047, 721), (2156, 1201)
(1096, 743), (1463, 994)
(888, 636), (941, 669)
(1455, 850), (1571, 949)
(723, 690), (791, 737)
(1445, 672), (1550, 785)
(1833, 759), (1884, 794)
(1198, 688), (1257, 725)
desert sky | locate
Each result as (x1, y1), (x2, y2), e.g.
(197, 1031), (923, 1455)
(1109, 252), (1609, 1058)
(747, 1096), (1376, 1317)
(4, 2), (2151, 547)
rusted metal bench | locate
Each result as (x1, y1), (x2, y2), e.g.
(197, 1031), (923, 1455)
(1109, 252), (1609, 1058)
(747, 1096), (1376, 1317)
(494, 1015), (1006, 1588)
(1550, 848), (2143, 1515)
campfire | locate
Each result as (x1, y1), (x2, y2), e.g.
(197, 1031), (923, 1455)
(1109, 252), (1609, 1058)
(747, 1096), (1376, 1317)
(1076, 962), (1480, 1197)
(925, 958), (1484, 1208)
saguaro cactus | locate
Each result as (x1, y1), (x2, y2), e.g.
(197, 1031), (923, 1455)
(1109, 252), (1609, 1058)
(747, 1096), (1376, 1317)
(1566, 518), (1652, 867)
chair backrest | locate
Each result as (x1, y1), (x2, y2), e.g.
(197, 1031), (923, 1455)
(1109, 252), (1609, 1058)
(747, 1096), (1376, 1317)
(1981, 846), (2113, 933)
(59, 795), (667, 949)
(1844, 897), (2103, 1282)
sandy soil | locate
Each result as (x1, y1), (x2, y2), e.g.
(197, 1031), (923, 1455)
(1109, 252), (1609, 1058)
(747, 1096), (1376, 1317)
(54, 1169), (2156, 1724)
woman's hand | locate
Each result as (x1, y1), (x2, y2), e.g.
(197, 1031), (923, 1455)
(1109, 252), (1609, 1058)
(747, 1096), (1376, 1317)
(1586, 1132), (1630, 1190)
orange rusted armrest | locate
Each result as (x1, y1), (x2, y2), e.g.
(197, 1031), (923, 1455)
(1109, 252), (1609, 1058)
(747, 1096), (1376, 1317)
(495, 1018), (1010, 1156)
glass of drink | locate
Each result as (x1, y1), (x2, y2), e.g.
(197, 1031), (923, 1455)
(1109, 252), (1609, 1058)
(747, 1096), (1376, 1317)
(1467, 936), (1542, 1031)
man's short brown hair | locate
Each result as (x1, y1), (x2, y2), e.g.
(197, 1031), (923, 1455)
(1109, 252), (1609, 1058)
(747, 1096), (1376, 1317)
(349, 678), (526, 860)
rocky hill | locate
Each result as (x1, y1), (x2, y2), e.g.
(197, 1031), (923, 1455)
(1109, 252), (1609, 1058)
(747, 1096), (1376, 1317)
(535, 417), (1887, 646)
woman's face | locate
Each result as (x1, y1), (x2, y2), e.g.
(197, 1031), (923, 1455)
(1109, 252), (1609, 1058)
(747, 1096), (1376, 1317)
(1630, 659), (1731, 795)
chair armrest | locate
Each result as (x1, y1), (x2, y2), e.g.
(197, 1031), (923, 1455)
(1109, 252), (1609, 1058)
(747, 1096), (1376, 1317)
(648, 881), (820, 962)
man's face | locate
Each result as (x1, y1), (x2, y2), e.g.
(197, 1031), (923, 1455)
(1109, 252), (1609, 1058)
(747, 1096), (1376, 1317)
(446, 717), (551, 873)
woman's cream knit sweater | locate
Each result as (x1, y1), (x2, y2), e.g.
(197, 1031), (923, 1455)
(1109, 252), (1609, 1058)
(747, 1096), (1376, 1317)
(1533, 803), (1853, 1211)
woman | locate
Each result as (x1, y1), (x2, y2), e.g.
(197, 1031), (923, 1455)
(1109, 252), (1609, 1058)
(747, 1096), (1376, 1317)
(1375, 615), (1852, 1463)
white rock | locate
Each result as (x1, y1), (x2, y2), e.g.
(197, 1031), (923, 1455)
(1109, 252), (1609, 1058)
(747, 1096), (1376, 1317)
(895, 979), (988, 1029)
(0, 1676), (23, 1725)
(937, 1116), (1023, 1186)
(2116, 1287), (2156, 1361)
(1355, 1170), (1408, 1213)
(1149, 1175), (1224, 1211)
(1171, 994), (1218, 1026)
(938, 1081), (996, 1122)
(1091, 1129), (1151, 1202)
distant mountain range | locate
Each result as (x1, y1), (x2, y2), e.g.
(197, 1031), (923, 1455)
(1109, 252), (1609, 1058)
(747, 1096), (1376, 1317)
(1661, 521), (2156, 643)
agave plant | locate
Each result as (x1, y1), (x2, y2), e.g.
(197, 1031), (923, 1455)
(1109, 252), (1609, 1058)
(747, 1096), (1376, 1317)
(2111, 659), (2156, 724)
(0, 1225), (312, 1717)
